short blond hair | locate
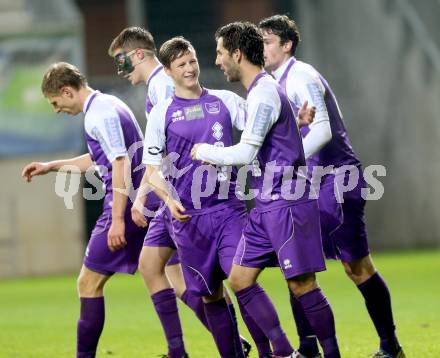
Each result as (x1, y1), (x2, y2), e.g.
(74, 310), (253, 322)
(41, 62), (87, 96)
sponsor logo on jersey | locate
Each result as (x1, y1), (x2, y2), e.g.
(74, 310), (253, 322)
(212, 121), (223, 141)
(205, 101), (220, 114)
(283, 258), (292, 270)
(184, 104), (204, 120)
(171, 109), (185, 122)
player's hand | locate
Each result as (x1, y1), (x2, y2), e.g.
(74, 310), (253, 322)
(191, 144), (202, 161)
(297, 100), (316, 128)
(167, 199), (191, 222)
(107, 218), (127, 252)
(131, 199), (148, 228)
(21, 162), (52, 182)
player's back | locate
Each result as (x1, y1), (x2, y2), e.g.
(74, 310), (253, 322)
(244, 74), (311, 211)
(84, 91), (146, 211)
(282, 59), (360, 168)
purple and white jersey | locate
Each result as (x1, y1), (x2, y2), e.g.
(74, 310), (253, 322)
(274, 57), (360, 168)
(241, 73), (311, 211)
(142, 88), (246, 214)
(145, 64), (175, 116)
(83, 90), (145, 212)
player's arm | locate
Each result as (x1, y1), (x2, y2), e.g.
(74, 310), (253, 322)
(136, 102), (190, 222)
(21, 153), (93, 182)
(89, 110), (131, 252)
(108, 155), (130, 252)
(131, 171), (150, 228)
(289, 72), (332, 158)
(192, 88), (280, 166)
(145, 164), (190, 222)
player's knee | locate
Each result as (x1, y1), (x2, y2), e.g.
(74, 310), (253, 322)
(288, 272), (317, 297)
(228, 273), (249, 292)
(77, 273), (104, 297)
(138, 258), (165, 283)
(343, 257), (375, 284)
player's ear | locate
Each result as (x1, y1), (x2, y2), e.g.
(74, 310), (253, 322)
(232, 49), (241, 63)
(164, 66), (172, 76)
(283, 40), (292, 54)
(60, 86), (73, 98)
(136, 48), (145, 59)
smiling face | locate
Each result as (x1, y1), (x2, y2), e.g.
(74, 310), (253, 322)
(215, 37), (240, 82)
(261, 29), (291, 72)
(46, 87), (81, 115)
(165, 48), (200, 91)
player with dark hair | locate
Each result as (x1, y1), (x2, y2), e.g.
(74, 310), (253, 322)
(259, 14), (405, 358)
(192, 22), (341, 358)
(23, 62), (154, 358)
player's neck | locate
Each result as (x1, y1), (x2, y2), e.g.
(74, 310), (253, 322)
(143, 57), (162, 83)
(241, 64), (265, 91)
(78, 86), (94, 108)
(174, 83), (203, 99)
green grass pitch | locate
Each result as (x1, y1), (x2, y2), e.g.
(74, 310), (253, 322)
(0, 250), (439, 357)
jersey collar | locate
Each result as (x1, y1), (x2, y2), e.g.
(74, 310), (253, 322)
(83, 90), (100, 114)
(146, 64), (164, 87)
(272, 56), (296, 81)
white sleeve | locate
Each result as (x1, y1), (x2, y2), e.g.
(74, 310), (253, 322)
(287, 71), (332, 157)
(86, 110), (127, 162)
(149, 78), (174, 107)
(196, 142), (259, 166)
(212, 90), (247, 131)
(142, 103), (167, 166)
(240, 86), (281, 146)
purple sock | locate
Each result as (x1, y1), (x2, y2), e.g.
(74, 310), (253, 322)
(181, 290), (210, 330)
(204, 298), (239, 358)
(289, 290), (319, 357)
(228, 303), (245, 358)
(297, 288), (340, 358)
(236, 284), (293, 357)
(77, 297), (105, 358)
(358, 272), (400, 355)
(238, 301), (272, 357)
(151, 288), (185, 358)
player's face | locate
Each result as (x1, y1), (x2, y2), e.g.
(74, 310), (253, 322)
(46, 88), (81, 115)
(215, 37), (240, 82)
(113, 48), (144, 85)
(262, 30), (289, 72)
(167, 49), (200, 90)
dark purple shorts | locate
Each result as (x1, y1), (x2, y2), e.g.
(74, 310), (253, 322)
(172, 204), (247, 296)
(318, 171), (369, 262)
(234, 200), (326, 279)
(84, 211), (147, 275)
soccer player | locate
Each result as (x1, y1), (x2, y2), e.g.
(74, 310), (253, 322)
(191, 22), (341, 358)
(108, 27), (253, 357)
(139, 35), (271, 358)
(21, 62), (156, 358)
(258, 15), (405, 358)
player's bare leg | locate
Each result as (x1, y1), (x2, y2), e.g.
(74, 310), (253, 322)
(76, 265), (111, 358)
(138, 246), (187, 358)
(343, 255), (404, 357)
(229, 265), (294, 357)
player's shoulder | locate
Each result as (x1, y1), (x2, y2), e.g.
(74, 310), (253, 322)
(85, 93), (119, 123)
(290, 60), (321, 84)
(149, 96), (173, 118)
(249, 75), (281, 104)
(206, 88), (243, 104)
(149, 69), (174, 92)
